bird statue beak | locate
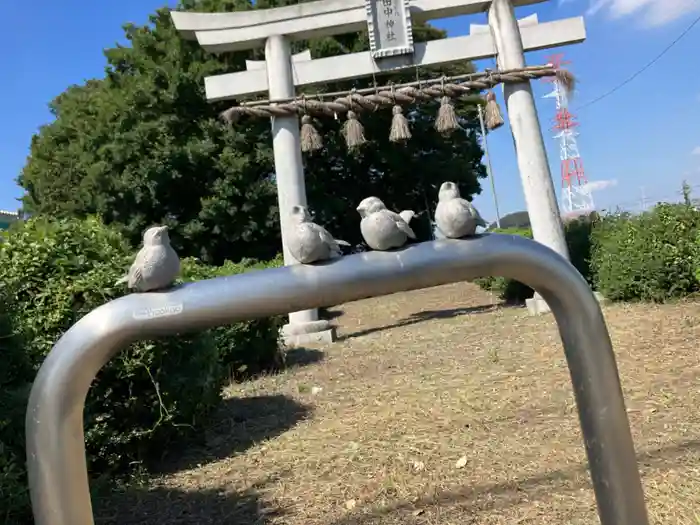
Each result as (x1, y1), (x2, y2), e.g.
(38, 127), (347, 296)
(158, 226), (169, 233)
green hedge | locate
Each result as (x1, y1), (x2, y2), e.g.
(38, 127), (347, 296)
(181, 256), (285, 380)
(477, 205), (700, 304)
(591, 204), (700, 302)
(695, 230), (700, 285)
(475, 218), (596, 303)
(0, 217), (284, 523)
(474, 227), (534, 302)
(0, 285), (32, 523)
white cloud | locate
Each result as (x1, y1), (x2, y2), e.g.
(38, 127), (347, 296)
(692, 146), (700, 155)
(584, 179), (619, 192)
(584, 0), (700, 27)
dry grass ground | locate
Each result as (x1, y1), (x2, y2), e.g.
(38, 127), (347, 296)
(96, 283), (700, 525)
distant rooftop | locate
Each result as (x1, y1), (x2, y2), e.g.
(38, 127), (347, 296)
(0, 210), (20, 230)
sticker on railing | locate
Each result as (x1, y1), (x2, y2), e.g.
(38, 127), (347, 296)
(132, 303), (184, 320)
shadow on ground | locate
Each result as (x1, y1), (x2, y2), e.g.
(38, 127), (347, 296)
(94, 482), (283, 525)
(329, 439), (700, 525)
(283, 347), (325, 368)
(95, 439), (699, 524)
(233, 347), (325, 382)
(157, 394), (311, 474)
(320, 307), (345, 321)
(339, 304), (506, 341)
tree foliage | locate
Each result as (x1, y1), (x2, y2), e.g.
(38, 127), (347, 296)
(0, 216), (286, 522)
(19, 0), (486, 263)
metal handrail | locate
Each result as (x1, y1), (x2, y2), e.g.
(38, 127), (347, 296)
(25, 234), (650, 525)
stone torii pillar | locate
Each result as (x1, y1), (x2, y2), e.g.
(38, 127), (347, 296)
(246, 44), (329, 345)
(170, 0), (587, 334)
(489, 0), (570, 260)
(474, 0), (590, 314)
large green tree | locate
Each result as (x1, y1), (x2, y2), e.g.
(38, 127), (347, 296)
(19, 0), (487, 263)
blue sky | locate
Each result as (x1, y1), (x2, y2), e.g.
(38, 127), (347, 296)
(1, 0), (699, 223)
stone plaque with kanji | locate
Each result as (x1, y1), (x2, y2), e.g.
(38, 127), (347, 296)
(365, 0), (414, 59)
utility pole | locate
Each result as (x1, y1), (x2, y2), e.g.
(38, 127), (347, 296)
(477, 103), (501, 228)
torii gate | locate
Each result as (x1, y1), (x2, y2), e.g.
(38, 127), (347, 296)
(171, 0), (587, 343)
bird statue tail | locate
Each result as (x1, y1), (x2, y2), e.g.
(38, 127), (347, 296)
(336, 239), (351, 246)
(467, 203), (487, 228)
(399, 210), (415, 224)
(114, 275), (129, 286)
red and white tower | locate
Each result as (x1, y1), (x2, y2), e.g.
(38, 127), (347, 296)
(543, 54), (594, 214)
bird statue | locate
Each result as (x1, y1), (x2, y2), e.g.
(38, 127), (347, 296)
(115, 225), (180, 292)
(434, 181), (487, 239)
(286, 205), (350, 264)
(356, 196), (416, 251)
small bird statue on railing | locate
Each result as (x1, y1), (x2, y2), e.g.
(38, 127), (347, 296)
(434, 181), (487, 239)
(356, 196), (416, 251)
(115, 225), (180, 292)
(286, 205), (350, 264)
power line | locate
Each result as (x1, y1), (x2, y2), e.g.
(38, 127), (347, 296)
(601, 182), (700, 211)
(576, 12), (700, 111)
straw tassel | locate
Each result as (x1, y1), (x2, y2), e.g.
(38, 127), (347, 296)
(435, 96), (460, 135)
(389, 105), (411, 143)
(300, 115), (323, 153)
(342, 110), (366, 150)
(484, 91), (504, 131)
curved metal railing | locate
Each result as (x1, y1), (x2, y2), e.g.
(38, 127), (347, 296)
(25, 234), (649, 525)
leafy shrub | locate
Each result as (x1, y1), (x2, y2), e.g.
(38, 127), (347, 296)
(0, 286), (32, 524)
(695, 231), (700, 285)
(0, 217), (225, 476)
(180, 256), (285, 380)
(565, 214), (598, 284)
(0, 217), (287, 522)
(475, 218), (597, 303)
(474, 227), (534, 302)
(0, 450), (28, 524)
(591, 204), (700, 302)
